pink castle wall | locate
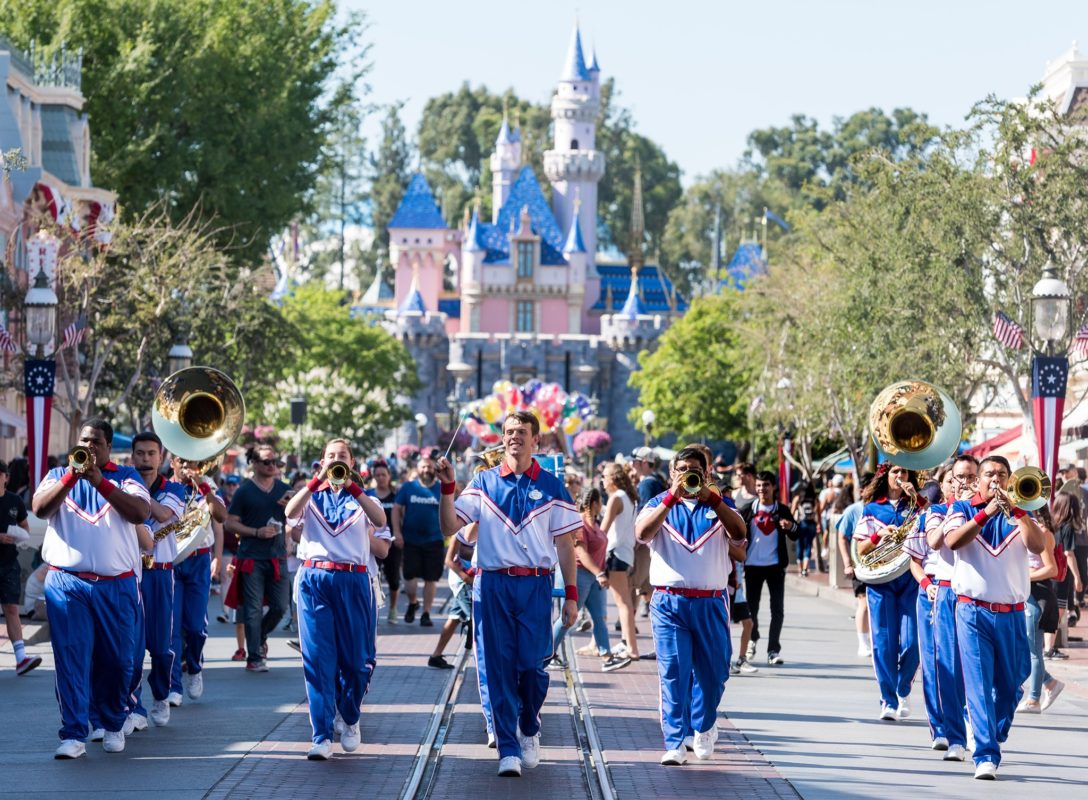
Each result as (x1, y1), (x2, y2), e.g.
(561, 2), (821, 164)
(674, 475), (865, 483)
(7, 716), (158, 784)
(539, 299), (568, 334)
(477, 297), (510, 332)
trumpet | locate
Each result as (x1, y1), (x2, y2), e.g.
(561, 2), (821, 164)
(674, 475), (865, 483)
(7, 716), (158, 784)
(326, 461), (352, 486)
(68, 446), (93, 473)
(994, 467), (1051, 518)
(679, 470), (703, 497)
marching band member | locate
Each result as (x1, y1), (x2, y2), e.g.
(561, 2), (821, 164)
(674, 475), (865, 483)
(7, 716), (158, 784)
(284, 438), (386, 760)
(129, 433), (187, 728)
(944, 455), (1045, 780)
(34, 419), (151, 759)
(925, 454), (978, 763)
(634, 447), (747, 766)
(169, 457), (227, 705)
(437, 411), (581, 778)
(854, 464), (924, 721)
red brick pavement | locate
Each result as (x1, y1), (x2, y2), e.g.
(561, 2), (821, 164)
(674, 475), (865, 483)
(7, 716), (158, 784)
(573, 625), (801, 800)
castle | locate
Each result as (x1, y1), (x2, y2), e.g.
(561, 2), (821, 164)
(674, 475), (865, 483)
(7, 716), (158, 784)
(361, 24), (687, 459)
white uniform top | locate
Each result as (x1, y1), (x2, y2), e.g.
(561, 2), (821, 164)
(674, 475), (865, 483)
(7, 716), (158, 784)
(454, 459), (580, 570)
(288, 485), (371, 566)
(945, 498), (1030, 604)
(605, 492), (636, 565)
(637, 495), (732, 590)
(904, 504), (949, 580)
(147, 478), (187, 563)
(38, 463), (151, 575)
(368, 526), (392, 576)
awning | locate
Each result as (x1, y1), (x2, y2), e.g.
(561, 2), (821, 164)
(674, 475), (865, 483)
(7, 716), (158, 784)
(965, 426), (1022, 458)
(0, 405), (26, 434)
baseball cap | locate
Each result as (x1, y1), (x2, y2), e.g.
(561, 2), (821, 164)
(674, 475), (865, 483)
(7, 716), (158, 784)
(224, 474), (241, 485)
(631, 446), (657, 464)
(831, 475), (844, 487)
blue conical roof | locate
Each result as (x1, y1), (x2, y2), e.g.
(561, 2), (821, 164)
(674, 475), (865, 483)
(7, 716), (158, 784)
(389, 173), (446, 230)
(466, 208), (486, 251)
(589, 46), (601, 73)
(496, 116), (521, 145)
(398, 273), (427, 313)
(620, 270), (645, 318)
(561, 24), (591, 82)
(563, 213), (586, 254)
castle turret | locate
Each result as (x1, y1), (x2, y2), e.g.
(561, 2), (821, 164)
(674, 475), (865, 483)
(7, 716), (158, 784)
(388, 173), (450, 314)
(490, 109), (522, 220)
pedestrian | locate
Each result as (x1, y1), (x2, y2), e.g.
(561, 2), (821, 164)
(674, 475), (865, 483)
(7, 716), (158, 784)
(629, 448), (665, 618)
(943, 455), (1046, 780)
(34, 419), (151, 758)
(836, 472), (874, 656)
(741, 470), (799, 666)
(392, 455), (444, 627)
(634, 446), (747, 765)
(601, 463), (641, 659)
(427, 533), (475, 670)
(732, 463), (757, 510)
(1018, 508), (1063, 714)
(854, 464), (923, 722)
(284, 438), (387, 760)
(436, 411), (581, 777)
(225, 445), (292, 673)
(368, 460), (401, 623)
(0, 460), (39, 676)
(791, 482), (820, 576)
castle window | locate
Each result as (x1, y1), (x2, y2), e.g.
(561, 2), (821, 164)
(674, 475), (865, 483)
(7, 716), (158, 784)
(517, 241), (534, 279)
(516, 301), (534, 332)
(570, 138), (579, 150)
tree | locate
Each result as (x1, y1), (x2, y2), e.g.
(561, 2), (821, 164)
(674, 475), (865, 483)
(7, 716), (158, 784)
(0, 0), (360, 263)
(267, 283), (420, 454)
(367, 103), (413, 266)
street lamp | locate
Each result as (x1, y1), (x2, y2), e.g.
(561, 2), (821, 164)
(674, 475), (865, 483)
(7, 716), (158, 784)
(24, 268), (58, 359)
(415, 412), (428, 449)
(167, 341), (193, 374)
(641, 408), (655, 448)
(1032, 261), (1071, 353)
(290, 396), (307, 470)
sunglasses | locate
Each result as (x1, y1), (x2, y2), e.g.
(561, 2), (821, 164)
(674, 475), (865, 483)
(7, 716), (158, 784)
(257, 458), (282, 467)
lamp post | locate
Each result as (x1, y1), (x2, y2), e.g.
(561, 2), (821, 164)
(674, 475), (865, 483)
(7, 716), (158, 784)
(1032, 261), (1071, 354)
(641, 409), (655, 448)
(24, 265), (59, 493)
(290, 396), (307, 471)
(415, 412), (428, 450)
(167, 340), (193, 375)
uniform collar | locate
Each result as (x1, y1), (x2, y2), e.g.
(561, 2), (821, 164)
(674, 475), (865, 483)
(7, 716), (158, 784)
(873, 496), (889, 504)
(969, 493), (987, 508)
(102, 461), (119, 473)
(500, 458), (541, 480)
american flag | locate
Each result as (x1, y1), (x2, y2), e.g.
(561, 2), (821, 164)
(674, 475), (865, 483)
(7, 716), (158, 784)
(1032, 355), (1069, 494)
(0, 322), (17, 354)
(57, 316), (88, 351)
(992, 310), (1024, 350)
(1072, 325), (1088, 359)
(24, 359), (57, 492)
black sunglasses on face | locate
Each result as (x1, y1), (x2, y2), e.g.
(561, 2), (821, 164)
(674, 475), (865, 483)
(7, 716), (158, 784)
(257, 458), (281, 466)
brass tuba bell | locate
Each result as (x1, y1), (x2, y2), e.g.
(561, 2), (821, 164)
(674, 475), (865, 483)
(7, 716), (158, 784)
(152, 367), (245, 466)
(869, 380), (962, 471)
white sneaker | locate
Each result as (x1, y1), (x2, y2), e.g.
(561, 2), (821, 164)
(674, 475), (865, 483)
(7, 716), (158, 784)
(334, 710), (345, 736)
(1041, 680), (1065, 711)
(517, 729), (541, 769)
(187, 671), (204, 700)
(341, 722), (360, 752)
(122, 714), (136, 736)
(745, 641), (756, 660)
(487, 730), (496, 748)
(102, 730), (125, 753)
(307, 740), (332, 760)
(167, 691), (183, 707)
(737, 658), (758, 674)
(1016, 698), (1041, 713)
(150, 700), (170, 726)
(896, 696), (911, 719)
(682, 735), (695, 751)
(857, 645), (872, 658)
(661, 748), (688, 766)
(879, 703), (898, 721)
(128, 713), (148, 733)
(944, 745), (966, 762)
(498, 755), (522, 776)
(89, 728), (105, 742)
(693, 727), (717, 759)
(729, 661), (741, 676)
(974, 761), (998, 780)
(931, 737), (948, 751)
(54, 739), (86, 759)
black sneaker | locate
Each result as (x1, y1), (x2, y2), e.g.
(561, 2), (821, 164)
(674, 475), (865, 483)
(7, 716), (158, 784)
(767, 652), (784, 665)
(545, 655), (567, 670)
(428, 655), (454, 669)
(420, 612), (433, 627)
(287, 640), (301, 653)
(602, 655), (631, 672)
(405, 603), (419, 623)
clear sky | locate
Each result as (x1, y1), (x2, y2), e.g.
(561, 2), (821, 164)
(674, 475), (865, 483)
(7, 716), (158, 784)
(347, 0), (1085, 184)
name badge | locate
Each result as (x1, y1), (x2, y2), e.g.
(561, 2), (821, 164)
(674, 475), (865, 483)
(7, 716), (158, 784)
(706, 509), (717, 519)
(528, 489), (543, 500)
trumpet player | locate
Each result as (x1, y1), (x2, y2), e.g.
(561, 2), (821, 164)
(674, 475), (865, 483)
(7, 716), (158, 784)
(128, 433), (188, 728)
(944, 455), (1046, 780)
(169, 456), (227, 705)
(284, 439), (387, 760)
(635, 447), (747, 765)
(855, 464), (925, 722)
(33, 419), (151, 759)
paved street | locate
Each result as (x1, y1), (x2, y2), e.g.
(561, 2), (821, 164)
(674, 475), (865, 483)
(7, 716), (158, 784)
(1, 581), (1084, 799)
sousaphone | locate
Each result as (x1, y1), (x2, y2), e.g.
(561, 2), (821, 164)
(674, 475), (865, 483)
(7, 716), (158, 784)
(152, 367), (244, 563)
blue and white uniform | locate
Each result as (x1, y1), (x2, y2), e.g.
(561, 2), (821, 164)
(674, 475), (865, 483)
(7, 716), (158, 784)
(38, 462), (150, 740)
(944, 496), (1031, 769)
(855, 496), (920, 712)
(454, 459), (580, 761)
(288, 483), (375, 745)
(637, 493), (733, 752)
(131, 478), (186, 716)
(171, 490), (213, 694)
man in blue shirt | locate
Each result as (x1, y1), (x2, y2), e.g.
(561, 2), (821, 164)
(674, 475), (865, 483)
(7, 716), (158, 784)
(393, 456), (443, 627)
(836, 472), (874, 657)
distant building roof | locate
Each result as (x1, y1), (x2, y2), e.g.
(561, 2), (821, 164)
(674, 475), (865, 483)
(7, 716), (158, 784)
(496, 116), (521, 145)
(389, 173), (447, 230)
(438, 298), (461, 318)
(721, 241), (767, 289)
(592, 264), (687, 314)
(360, 268), (394, 305)
(561, 24), (591, 82)
(39, 105), (82, 186)
(475, 166), (566, 265)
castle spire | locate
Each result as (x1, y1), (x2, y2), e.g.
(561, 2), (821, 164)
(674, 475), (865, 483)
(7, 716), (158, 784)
(563, 198), (587, 254)
(466, 203), (485, 252)
(560, 21), (590, 81)
(628, 156), (645, 271)
(398, 264), (427, 314)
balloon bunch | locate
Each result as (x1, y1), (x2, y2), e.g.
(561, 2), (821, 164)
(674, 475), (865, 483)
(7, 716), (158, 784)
(461, 380), (595, 445)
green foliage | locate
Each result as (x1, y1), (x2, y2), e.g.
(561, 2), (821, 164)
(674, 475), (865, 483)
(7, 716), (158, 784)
(269, 283), (420, 454)
(0, 0), (357, 263)
(629, 293), (751, 441)
(368, 103), (413, 262)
